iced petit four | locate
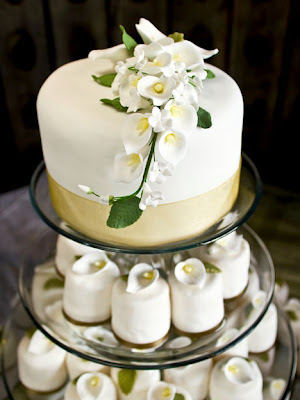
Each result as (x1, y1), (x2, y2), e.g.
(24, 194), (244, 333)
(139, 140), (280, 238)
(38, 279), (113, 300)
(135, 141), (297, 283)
(198, 231), (250, 300)
(64, 371), (117, 400)
(111, 368), (160, 400)
(209, 356), (263, 400)
(63, 251), (120, 324)
(66, 352), (110, 380)
(55, 235), (103, 277)
(215, 328), (248, 359)
(247, 292), (278, 353)
(147, 381), (192, 400)
(111, 263), (171, 346)
(284, 298), (300, 346)
(263, 378), (286, 400)
(18, 329), (67, 392)
(168, 258), (224, 333)
(163, 359), (212, 400)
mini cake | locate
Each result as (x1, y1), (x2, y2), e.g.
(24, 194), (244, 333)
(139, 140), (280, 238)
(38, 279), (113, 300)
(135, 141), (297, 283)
(247, 292), (278, 353)
(66, 352), (110, 380)
(18, 329), (67, 392)
(163, 359), (212, 400)
(215, 328), (248, 359)
(55, 234), (103, 277)
(64, 372), (117, 400)
(168, 258), (224, 333)
(37, 18), (243, 247)
(198, 230), (250, 300)
(147, 381), (192, 400)
(284, 297), (300, 346)
(209, 356), (263, 400)
(111, 263), (171, 346)
(111, 368), (160, 399)
(63, 251), (120, 324)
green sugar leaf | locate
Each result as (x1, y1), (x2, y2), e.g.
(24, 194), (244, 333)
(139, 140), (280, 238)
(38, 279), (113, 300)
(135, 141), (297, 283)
(197, 107), (212, 129)
(92, 73), (117, 87)
(118, 369), (137, 395)
(174, 394), (185, 400)
(107, 197), (143, 229)
(204, 69), (216, 79)
(74, 255), (82, 261)
(203, 261), (221, 273)
(168, 32), (184, 42)
(26, 327), (36, 339)
(43, 277), (64, 290)
(287, 309), (298, 321)
(257, 351), (270, 362)
(100, 97), (128, 112)
(119, 25), (137, 56)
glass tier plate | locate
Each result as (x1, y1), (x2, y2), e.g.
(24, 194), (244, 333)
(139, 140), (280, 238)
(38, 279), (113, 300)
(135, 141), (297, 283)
(29, 152), (262, 254)
(19, 224), (275, 369)
(1, 299), (297, 400)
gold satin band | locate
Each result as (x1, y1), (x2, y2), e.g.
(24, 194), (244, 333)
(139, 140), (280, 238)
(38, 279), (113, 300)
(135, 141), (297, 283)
(48, 163), (240, 247)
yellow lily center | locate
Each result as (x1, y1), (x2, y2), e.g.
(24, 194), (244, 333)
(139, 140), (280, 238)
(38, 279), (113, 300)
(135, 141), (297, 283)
(131, 77), (140, 88)
(137, 118), (149, 134)
(273, 381), (283, 390)
(183, 264), (193, 274)
(90, 376), (100, 387)
(165, 133), (176, 145)
(93, 260), (107, 270)
(172, 53), (182, 62)
(154, 83), (164, 93)
(228, 365), (239, 375)
(153, 59), (162, 67)
(143, 271), (154, 280)
(162, 387), (172, 397)
(170, 105), (183, 118)
(127, 154), (140, 167)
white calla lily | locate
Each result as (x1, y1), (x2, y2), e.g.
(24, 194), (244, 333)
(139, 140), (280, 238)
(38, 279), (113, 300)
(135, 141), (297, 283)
(139, 182), (164, 211)
(114, 152), (144, 183)
(149, 161), (173, 184)
(84, 326), (119, 347)
(72, 252), (111, 275)
(224, 357), (255, 384)
(122, 113), (153, 154)
(269, 379), (285, 399)
(158, 130), (187, 166)
(78, 184), (93, 194)
(187, 63), (208, 80)
(141, 52), (175, 77)
(76, 372), (104, 400)
(216, 328), (239, 346)
(165, 98), (197, 135)
(137, 76), (176, 106)
(28, 330), (54, 354)
(167, 336), (192, 349)
(167, 41), (206, 66)
(88, 44), (128, 63)
(251, 290), (267, 310)
(175, 258), (207, 287)
(126, 263), (159, 293)
(148, 107), (173, 133)
(119, 73), (150, 111)
(135, 18), (166, 44)
(147, 381), (176, 400)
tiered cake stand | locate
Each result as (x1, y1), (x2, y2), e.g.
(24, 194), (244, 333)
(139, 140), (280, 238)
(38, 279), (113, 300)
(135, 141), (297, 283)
(1, 153), (298, 399)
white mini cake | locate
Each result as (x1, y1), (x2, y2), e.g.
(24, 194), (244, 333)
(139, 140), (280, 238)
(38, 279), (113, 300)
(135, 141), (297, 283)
(215, 328), (248, 360)
(284, 298), (300, 346)
(55, 235), (103, 277)
(18, 330), (67, 392)
(66, 352), (110, 380)
(247, 292), (278, 353)
(111, 263), (171, 346)
(168, 258), (224, 333)
(163, 359), (212, 400)
(63, 251), (120, 324)
(111, 368), (160, 400)
(147, 381), (192, 400)
(209, 356), (263, 400)
(198, 231), (250, 300)
(64, 372), (117, 400)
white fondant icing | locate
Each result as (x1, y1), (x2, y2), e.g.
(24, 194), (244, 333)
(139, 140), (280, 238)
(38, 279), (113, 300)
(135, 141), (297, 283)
(66, 352), (110, 380)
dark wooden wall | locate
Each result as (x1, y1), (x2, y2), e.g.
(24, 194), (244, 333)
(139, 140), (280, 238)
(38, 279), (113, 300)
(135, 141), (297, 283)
(0, 0), (299, 193)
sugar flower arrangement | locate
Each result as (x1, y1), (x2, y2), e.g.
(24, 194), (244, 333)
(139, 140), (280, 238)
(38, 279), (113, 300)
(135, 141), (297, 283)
(79, 18), (218, 229)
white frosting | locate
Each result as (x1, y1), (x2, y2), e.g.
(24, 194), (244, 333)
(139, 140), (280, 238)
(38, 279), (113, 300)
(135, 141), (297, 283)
(111, 368), (160, 400)
(209, 357), (263, 400)
(111, 276), (170, 344)
(284, 298), (300, 346)
(37, 58), (242, 204)
(63, 252), (120, 323)
(198, 231), (250, 299)
(66, 352), (110, 380)
(163, 359), (212, 400)
(18, 330), (67, 392)
(248, 303), (278, 353)
(64, 372), (117, 400)
(168, 268), (224, 333)
(147, 381), (192, 400)
(55, 235), (103, 277)
(215, 328), (248, 359)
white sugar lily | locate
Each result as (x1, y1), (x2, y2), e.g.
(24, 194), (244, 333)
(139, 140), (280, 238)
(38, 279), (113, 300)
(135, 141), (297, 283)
(76, 372), (117, 400)
(137, 76), (176, 106)
(141, 52), (175, 77)
(173, 80), (200, 110)
(268, 379), (286, 400)
(28, 330), (54, 354)
(122, 113), (153, 154)
(209, 231), (243, 256)
(165, 98), (197, 135)
(167, 336), (192, 349)
(157, 130), (187, 166)
(167, 40), (218, 66)
(149, 161), (173, 184)
(251, 290), (267, 310)
(119, 73), (150, 112)
(175, 258), (207, 288)
(84, 326), (119, 348)
(78, 184), (93, 194)
(72, 252), (116, 276)
(127, 263), (159, 293)
(147, 381), (176, 400)
(88, 44), (128, 63)
(216, 328), (239, 346)
(139, 182), (164, 211)
(114, 152), (144, 183)
(148, 107), (173, 133)
(223, 357), (255, 384)
(187, 62), (208, 81)
(135, 18), (166, 44)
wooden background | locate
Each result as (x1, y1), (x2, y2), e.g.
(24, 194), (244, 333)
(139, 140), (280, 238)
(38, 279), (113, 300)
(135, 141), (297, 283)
(0, 0), (299, 193)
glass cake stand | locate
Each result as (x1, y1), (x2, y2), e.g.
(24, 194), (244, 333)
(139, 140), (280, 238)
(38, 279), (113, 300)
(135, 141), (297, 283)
(18, 223), (275, 369)
(29, 153), (262, 254)
(1, 298), (296, 400)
